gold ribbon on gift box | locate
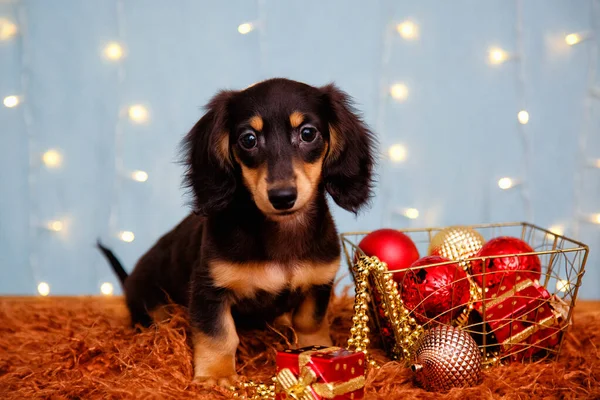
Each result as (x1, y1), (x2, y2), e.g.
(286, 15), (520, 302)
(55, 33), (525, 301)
(483, 278), (536, 310)
(276, 347), (366, 399)
(502, 314), (559, 350)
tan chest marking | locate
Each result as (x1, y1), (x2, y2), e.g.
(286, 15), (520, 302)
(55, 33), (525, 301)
(210, 259), (340, 298)
(288, 259), (339, 289)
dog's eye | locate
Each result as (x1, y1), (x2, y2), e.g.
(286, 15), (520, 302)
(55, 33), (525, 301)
(300, 126), (318, 143)
(239, 132), (258, 149)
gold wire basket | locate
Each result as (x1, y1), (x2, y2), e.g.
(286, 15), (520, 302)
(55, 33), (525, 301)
(341, 222), (589, 366)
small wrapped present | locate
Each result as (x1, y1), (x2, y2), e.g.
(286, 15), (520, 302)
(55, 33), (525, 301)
(275, 346), (365, 400)
(473, 278), (565, 360)
(505, 307), (562, 360)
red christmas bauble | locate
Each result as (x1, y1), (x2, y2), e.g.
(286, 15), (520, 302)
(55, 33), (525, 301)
(470, 236), (541, 289)
(399, 256), (471, 325)
(358, 229), (420, 280)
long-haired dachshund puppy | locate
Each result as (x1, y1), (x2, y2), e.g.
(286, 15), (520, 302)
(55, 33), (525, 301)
(97, 78), (375, 386)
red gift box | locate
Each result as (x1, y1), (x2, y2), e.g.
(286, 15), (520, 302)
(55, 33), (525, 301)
(275, 346), (365, 400)
(474, 279), (565, 360)
(503, 306), (562, 360)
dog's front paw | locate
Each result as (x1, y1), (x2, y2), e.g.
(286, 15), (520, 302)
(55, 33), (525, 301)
(193, 374), (240, 388)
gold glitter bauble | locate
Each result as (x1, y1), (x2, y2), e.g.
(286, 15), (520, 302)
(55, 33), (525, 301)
(411, 325), (482, 392)
(428, 226), (485, 271)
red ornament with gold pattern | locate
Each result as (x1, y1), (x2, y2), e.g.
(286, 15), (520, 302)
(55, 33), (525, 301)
(470, 236), (542, 289)
(399, 256), (471, 325)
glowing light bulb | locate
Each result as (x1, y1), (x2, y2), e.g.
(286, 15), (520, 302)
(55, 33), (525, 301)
(592, 213), (600, 224)
(489, 48), (508, 65)
(498, 177), (514, 190)
(548, 225), (564, 236)
(131, 170), (148, 182)
(3, 95), (19, 108)
(238, 23), (254, 35)
(0, 18), (17, 40)
(37, 282), (50, 296)
(517, 110), (529, 125)
(396, 21), (418, 39)
(556, 279), (570, 293)
(119, 231), (135, 242)
(565, 33), (582, 46)
(100, 282), (114, 296)
(390, 83), (409, 101)
(403, 208), (419, 219)
(104, 42), (124, 60)
(42, 149), (63, 168)
(388, 144), (407, 163)
(128, 105), (148, 123)
(46, 220), (64, 232)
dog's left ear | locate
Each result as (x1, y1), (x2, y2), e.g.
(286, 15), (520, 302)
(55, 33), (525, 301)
(320, 84), (376, 214)
(181, 90), (237, 216)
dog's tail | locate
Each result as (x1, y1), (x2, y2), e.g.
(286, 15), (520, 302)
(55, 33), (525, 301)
(96, 239), (129, 285)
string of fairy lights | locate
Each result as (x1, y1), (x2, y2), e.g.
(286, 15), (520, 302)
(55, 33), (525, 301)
(573, 0), (600, 239)
(12, 4), (40, 296)
(1, 3), (149, 297)
(378, 6), (600, 237)
(375, 11), (419, 226)
(1, 3), (599, 296)
(514, 0), (533, 223)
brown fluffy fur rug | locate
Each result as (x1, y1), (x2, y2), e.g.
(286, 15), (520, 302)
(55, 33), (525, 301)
(0, 294), (598, 399)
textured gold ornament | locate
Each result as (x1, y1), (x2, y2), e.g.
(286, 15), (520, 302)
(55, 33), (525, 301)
(411, 325), (482, 392)
(428, 226), (485, 271)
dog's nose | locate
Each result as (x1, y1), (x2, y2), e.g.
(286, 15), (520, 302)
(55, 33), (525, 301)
(267, 187), (297, 210)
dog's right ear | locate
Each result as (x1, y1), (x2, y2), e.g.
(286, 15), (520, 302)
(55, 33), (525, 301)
(182, 90), (237, 216)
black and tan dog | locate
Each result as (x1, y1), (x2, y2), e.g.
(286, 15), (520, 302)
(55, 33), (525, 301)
(97, 78), (375, 386)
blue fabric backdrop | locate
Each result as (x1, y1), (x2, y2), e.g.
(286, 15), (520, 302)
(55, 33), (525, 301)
(0, 0), (598, 298)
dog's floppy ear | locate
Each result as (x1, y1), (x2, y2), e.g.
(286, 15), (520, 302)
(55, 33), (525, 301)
(320, 84), (376, 214)
(182, 90), (237, 216)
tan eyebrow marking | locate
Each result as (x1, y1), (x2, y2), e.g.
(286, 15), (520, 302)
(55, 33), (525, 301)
(249, 115), (263, 131)
(289, 111), (304, 128)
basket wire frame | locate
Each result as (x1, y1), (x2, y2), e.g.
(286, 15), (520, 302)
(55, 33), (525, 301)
(341, 222), (589, 365)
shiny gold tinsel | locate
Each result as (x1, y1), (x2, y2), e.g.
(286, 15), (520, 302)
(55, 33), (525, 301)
(349, 256), (424, 362)
(411, 324), (482, 392)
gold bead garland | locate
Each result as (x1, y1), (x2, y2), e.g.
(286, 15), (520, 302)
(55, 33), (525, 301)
(349, 256), (424, 362)
(230, 377), (276, 399)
